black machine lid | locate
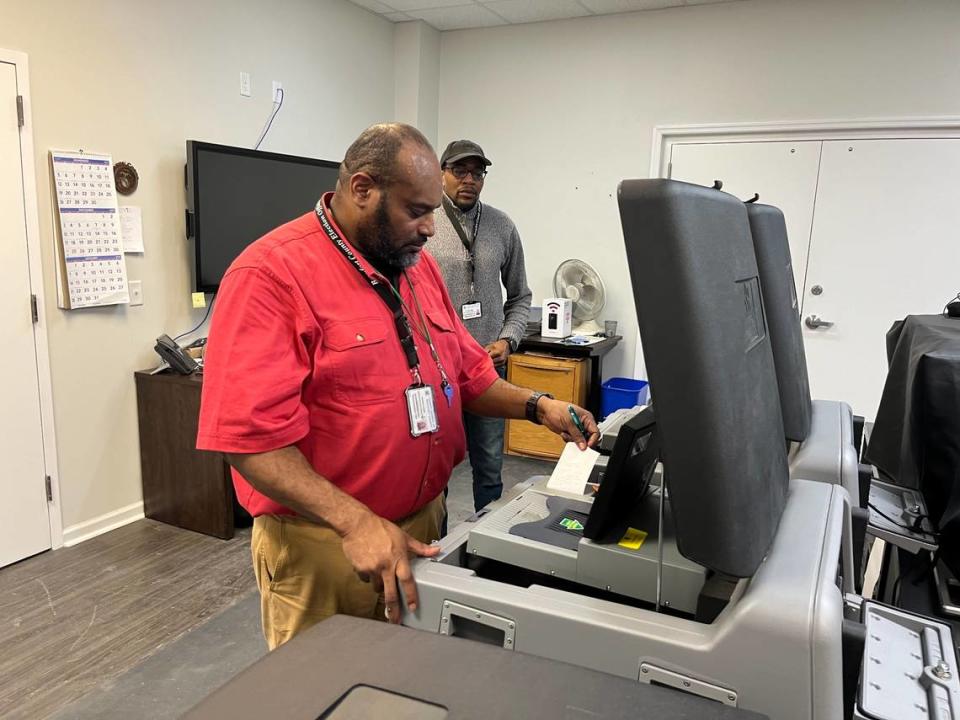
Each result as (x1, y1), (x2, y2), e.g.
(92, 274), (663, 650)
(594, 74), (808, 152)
(745, 203), (812, 443)
(617, 179), (790, 578)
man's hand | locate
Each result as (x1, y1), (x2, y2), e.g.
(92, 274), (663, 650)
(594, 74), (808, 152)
(464, 379), (598, 450)
(537, 398), (600, 450)
(340, 511), (441, 623)
(484, 339), (511, 367)
(226, 447), (441, 625)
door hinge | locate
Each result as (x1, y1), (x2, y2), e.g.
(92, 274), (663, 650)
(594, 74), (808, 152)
(16, 95), (24, 128)
(30, 294), (39, 323)
(45, 475), (53, 502)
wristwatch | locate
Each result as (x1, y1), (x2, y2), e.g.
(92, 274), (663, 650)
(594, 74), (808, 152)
(506, 336), (519, 353)
(525, 391), (554, 425)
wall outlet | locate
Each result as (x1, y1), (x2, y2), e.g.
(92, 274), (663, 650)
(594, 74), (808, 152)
(272, 80), (283, 103)
(240, 71), (251, 97)
(129, 280), (143, 306)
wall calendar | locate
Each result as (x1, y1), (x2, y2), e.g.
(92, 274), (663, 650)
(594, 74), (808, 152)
(50, 150), (130, 309)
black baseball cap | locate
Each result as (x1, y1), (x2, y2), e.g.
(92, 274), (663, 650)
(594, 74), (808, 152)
(440, 140), (492, 168)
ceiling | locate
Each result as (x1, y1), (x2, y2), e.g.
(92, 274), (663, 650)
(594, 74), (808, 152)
(347, 0), (742, 31)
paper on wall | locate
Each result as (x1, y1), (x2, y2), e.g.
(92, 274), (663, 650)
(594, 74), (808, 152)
(119, 206), (144, 253)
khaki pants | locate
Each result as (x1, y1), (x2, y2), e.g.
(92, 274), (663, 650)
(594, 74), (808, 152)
(251, 494), (445, 650)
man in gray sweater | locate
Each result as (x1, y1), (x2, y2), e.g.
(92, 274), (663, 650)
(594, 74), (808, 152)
(431, 140), (533, 512)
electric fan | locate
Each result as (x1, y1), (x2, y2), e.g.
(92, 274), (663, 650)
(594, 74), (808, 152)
(553, 259), (606, 335)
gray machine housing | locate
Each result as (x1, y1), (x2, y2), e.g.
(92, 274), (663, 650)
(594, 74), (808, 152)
(408, 473), (958, 720)
(407, 478), (854, 720)
(465, 482), (705, 614)
(790, 398), (860, 499)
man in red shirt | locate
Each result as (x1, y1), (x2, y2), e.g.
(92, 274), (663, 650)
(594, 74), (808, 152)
(197, 123), (598, 649)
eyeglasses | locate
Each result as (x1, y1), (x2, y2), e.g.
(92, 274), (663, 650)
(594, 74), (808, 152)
(445, 166), (487, 181)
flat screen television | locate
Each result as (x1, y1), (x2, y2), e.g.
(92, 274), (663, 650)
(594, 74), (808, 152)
(185, 141), (340, 292)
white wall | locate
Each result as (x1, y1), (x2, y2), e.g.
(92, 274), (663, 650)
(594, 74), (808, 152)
(0, 0), (395, 535)
(435, 0), (960, 381)
(394, 20), (441, 148)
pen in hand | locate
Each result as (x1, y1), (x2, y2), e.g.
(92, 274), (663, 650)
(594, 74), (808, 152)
(568, 404), (590, 445)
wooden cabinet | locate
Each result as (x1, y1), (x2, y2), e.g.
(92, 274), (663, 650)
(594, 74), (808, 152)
(505, 353), (588, 460)
(135, 371), (245, 539)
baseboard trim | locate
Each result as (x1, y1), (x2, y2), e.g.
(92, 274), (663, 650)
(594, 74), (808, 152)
(62, 501), (145, 547)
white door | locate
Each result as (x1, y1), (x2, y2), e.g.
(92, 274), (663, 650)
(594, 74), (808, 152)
(802, 138), (960, 420)
(1, 60), (51, 567)
(670, 141), (823, 305)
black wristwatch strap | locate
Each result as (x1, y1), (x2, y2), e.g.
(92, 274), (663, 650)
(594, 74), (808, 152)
(525, 391), (553, 424)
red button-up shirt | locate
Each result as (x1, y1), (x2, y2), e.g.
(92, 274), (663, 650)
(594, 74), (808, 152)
(196, 195), (499, 521)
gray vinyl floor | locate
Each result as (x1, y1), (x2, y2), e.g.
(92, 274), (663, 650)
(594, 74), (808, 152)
(0, 453), (553, 720)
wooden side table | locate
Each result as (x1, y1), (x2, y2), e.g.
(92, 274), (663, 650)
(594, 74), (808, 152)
(134, 370), (242, 539)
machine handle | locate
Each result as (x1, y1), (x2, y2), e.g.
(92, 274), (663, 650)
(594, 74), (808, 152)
(805, 315), (834, 330)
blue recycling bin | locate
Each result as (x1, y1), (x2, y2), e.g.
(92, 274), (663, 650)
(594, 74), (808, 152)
(600, 377), (649, 420)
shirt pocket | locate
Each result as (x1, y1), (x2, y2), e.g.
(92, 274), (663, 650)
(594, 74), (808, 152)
(324, 316), (402, 406)
(425, 308), (462, 379)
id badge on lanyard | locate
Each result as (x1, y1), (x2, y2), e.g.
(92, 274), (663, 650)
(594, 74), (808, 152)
(461, 301), (482, 320)
(405, 383), (439, 437)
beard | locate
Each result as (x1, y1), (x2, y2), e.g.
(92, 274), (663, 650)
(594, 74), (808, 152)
(453, 196), (475, 212)
(447, 189), (477, 212)
(355, 194), (424, 269)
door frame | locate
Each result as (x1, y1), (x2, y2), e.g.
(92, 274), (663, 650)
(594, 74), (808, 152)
(2, 48), (64, 549)
(633, 116), (960, 380)
(650, 116), (960, 180)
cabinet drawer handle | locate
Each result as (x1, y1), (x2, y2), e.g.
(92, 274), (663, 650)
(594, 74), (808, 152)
(513, 364), (571, 372)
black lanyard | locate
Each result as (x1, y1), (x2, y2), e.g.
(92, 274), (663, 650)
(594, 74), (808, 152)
(442, 195), (482, 294)
(315, 203), (420, 374)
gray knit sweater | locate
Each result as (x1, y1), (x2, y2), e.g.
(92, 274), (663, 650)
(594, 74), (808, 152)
(430, 194), (532, 349)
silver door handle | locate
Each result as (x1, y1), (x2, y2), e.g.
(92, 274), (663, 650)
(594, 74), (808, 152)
(805, 315), (834, 330)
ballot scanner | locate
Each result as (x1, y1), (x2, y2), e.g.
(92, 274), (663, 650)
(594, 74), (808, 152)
(404, 180), (958, 720)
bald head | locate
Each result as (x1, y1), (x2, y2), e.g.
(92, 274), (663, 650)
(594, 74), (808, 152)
(338, 123), (435, 189)
(330, 123), (442, 269)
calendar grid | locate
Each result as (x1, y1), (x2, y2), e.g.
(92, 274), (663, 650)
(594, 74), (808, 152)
(51, 151), (130, 309)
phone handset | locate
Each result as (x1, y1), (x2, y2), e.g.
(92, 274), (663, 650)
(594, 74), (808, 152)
(154, 334), (199, 375)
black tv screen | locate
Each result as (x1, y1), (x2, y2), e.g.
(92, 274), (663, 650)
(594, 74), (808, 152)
(186, 141), (340, 292)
